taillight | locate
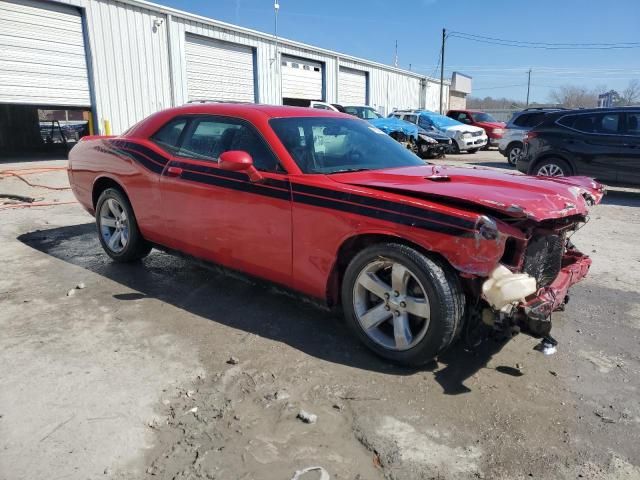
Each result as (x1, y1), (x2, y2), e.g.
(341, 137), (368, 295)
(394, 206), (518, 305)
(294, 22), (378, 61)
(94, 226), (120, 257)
(523, 131), (539, 143)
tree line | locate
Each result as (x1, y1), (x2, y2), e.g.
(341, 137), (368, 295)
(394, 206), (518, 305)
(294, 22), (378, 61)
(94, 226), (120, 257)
(468, 79), (640, 110)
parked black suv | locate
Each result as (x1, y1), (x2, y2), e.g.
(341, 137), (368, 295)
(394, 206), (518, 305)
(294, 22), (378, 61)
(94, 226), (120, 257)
(517, 108), (640, 186)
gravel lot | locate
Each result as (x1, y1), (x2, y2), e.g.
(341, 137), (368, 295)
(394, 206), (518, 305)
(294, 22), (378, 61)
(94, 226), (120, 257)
(1, 150), (639, 480)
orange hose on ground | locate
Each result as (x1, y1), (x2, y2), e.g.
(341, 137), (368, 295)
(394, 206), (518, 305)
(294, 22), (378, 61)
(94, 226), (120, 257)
(0, 169), (71, 190)
(0, 200), (77, 211)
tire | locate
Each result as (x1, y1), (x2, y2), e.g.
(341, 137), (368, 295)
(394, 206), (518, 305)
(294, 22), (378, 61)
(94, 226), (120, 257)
(450, 140), (461, 154)
(468, 148), (479, 154)
(341, 243), (465, 367)
(506, 143), (522, 166)
(95, 188), (151, 262)
(534, 157), (572, 177)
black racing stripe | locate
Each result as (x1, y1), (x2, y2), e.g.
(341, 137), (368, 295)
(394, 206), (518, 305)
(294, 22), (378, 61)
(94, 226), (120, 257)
(179, 169), (291, 201)
(111, 140), (170, 167)
(292, 183), (476, 230)
(102, 140), (468, 237)
(293, 192), (469, 237)
(110, 147), (165, 174)
(170, 160), (290, 190)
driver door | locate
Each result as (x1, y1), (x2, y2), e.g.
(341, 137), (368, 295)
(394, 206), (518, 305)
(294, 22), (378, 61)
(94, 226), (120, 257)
(157, 115), (293, 287)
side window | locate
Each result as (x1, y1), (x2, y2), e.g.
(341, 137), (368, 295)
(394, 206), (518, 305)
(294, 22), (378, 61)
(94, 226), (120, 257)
(514, 112), (545, 128)
(404, 115), (417, 124)
(344, 107), (359, 117)
(151, 118), (187, 154)
(178, 118), (279, 171)
(559, 113), (622, 134)
(458, 112), (471, 123)
(626, 112), (640, 136)
(596, 113), (620, 134)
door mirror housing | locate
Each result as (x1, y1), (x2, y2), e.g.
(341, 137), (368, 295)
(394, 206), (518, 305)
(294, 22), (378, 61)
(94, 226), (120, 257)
(219, 150), (263, 182)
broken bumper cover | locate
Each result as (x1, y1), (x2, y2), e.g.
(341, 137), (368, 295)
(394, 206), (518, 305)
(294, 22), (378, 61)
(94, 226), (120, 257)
(519, 250), (592, 336)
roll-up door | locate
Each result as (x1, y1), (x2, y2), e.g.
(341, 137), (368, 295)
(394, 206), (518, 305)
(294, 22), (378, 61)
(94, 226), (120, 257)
(0, 0), (91, 106)
(185, 34), (256, 103)
(338, 67), (368, 105)
(281, 56), (323, 105)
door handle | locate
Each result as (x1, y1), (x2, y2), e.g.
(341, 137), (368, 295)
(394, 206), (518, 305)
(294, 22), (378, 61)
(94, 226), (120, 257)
(166, 166), (183, 177)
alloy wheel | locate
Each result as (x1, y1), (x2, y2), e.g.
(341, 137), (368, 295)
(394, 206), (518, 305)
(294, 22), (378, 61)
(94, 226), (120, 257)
(352, 260), (431, 351)
(99, 198), (130, 253)
(508, 147), (521, 164)
(537, 163), (564, 177)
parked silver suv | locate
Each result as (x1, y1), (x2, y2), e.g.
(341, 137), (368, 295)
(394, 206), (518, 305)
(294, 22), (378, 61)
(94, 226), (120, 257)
(498, 108), (566, 165)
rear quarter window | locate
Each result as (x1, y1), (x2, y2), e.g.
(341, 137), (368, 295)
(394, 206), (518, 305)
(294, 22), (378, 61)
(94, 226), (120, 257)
(151, 118), (187, 153)
(513, 112), (546, 128)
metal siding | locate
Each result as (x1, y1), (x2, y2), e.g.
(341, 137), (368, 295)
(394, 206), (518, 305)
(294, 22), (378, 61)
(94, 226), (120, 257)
(185, 34), (255, 102)
(338, 66), (367, 105)
(46, 0), (447, 131)
(0, 0), (91, 106)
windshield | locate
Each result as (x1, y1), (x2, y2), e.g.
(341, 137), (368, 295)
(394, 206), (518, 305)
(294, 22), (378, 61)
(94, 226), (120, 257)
(472, 112), (498, 123)
(270, 117), (425, 174)
(423, 113), (462, 129)
(343, 106), (382, 119)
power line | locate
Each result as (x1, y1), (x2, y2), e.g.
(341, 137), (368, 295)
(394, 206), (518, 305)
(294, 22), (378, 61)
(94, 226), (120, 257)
(448, 31), (640, 50)
(473, 83), (528, 91)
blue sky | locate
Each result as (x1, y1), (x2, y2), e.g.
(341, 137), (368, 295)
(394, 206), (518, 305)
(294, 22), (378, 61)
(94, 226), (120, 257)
(159, 0), (640, 103)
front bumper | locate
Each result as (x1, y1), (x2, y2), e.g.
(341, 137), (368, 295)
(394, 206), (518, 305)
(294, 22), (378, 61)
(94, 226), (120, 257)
(458, 135), (488, 151)
(481, 249), (592, 340)
(522, 249), (591, 317)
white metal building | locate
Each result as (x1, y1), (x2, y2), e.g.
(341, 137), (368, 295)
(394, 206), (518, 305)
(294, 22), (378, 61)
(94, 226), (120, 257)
(0, 0), (449, 141)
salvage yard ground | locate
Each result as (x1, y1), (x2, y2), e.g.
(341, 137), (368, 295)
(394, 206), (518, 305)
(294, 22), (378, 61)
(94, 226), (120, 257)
(1, 150), (639, 479)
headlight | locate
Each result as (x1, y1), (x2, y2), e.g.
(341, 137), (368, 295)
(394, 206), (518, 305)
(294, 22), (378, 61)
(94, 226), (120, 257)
(476, 215), (498, 240)
(462, 132), (472, 139)
(419, 134), (437, 144)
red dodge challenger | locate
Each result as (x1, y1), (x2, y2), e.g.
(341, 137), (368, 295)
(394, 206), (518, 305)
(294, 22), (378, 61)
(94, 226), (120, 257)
(68, 104), (604, 366)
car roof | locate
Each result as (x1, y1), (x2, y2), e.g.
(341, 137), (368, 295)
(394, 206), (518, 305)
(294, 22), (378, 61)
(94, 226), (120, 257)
(124, 103), (351, 138)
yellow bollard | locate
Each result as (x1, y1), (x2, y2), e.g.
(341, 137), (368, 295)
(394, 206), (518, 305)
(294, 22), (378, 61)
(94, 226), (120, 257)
(103, 119), (111, 136)
(87, 114), (94, 136)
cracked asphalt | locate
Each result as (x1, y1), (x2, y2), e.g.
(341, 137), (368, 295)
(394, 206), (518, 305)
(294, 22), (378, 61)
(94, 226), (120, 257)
(1, 151), (639, 480)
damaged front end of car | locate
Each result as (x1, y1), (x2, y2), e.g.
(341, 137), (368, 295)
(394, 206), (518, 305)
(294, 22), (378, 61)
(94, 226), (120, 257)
(469, 205), (601, 354)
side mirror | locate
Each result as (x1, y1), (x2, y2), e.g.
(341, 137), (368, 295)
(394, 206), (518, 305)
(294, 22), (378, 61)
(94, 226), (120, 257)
(219, 150), (263, 182)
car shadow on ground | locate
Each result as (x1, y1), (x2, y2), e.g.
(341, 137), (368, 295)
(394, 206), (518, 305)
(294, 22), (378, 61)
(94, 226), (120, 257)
(601, 189), (640, 208)
(19, 223), (515, 394)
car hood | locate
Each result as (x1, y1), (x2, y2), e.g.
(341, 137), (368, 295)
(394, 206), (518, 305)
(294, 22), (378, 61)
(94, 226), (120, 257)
(368, 117), (419, 138)
(440, 124), (486, 136)
(328, 164), (604, 222)
(474, 121), (506, 130)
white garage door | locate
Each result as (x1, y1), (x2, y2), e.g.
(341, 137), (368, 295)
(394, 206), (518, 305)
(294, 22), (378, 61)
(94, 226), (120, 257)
(0, 0), (91, 106)
(338, 67), (368, 105)
(185, 35), (255, 103)
(281, 56), (323, 101)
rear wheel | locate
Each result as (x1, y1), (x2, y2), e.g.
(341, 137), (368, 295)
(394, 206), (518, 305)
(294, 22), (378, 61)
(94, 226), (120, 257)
(96, 188), (151, 262)
(341, 243), (465, 366)
(506, 143), (522, 166)
(535, 158), (571, 177)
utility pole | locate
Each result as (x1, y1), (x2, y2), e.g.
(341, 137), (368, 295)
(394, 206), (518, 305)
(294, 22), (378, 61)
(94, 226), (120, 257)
(526, 68), (531, 106)
(439, 28), (446, 114)
(394, 40), (398, 67)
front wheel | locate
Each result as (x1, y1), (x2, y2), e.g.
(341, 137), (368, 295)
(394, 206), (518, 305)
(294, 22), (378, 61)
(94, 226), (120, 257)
(96, 188), (151, 262)
(341, 243), (465, 366)
(534, 158), (571, 177)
